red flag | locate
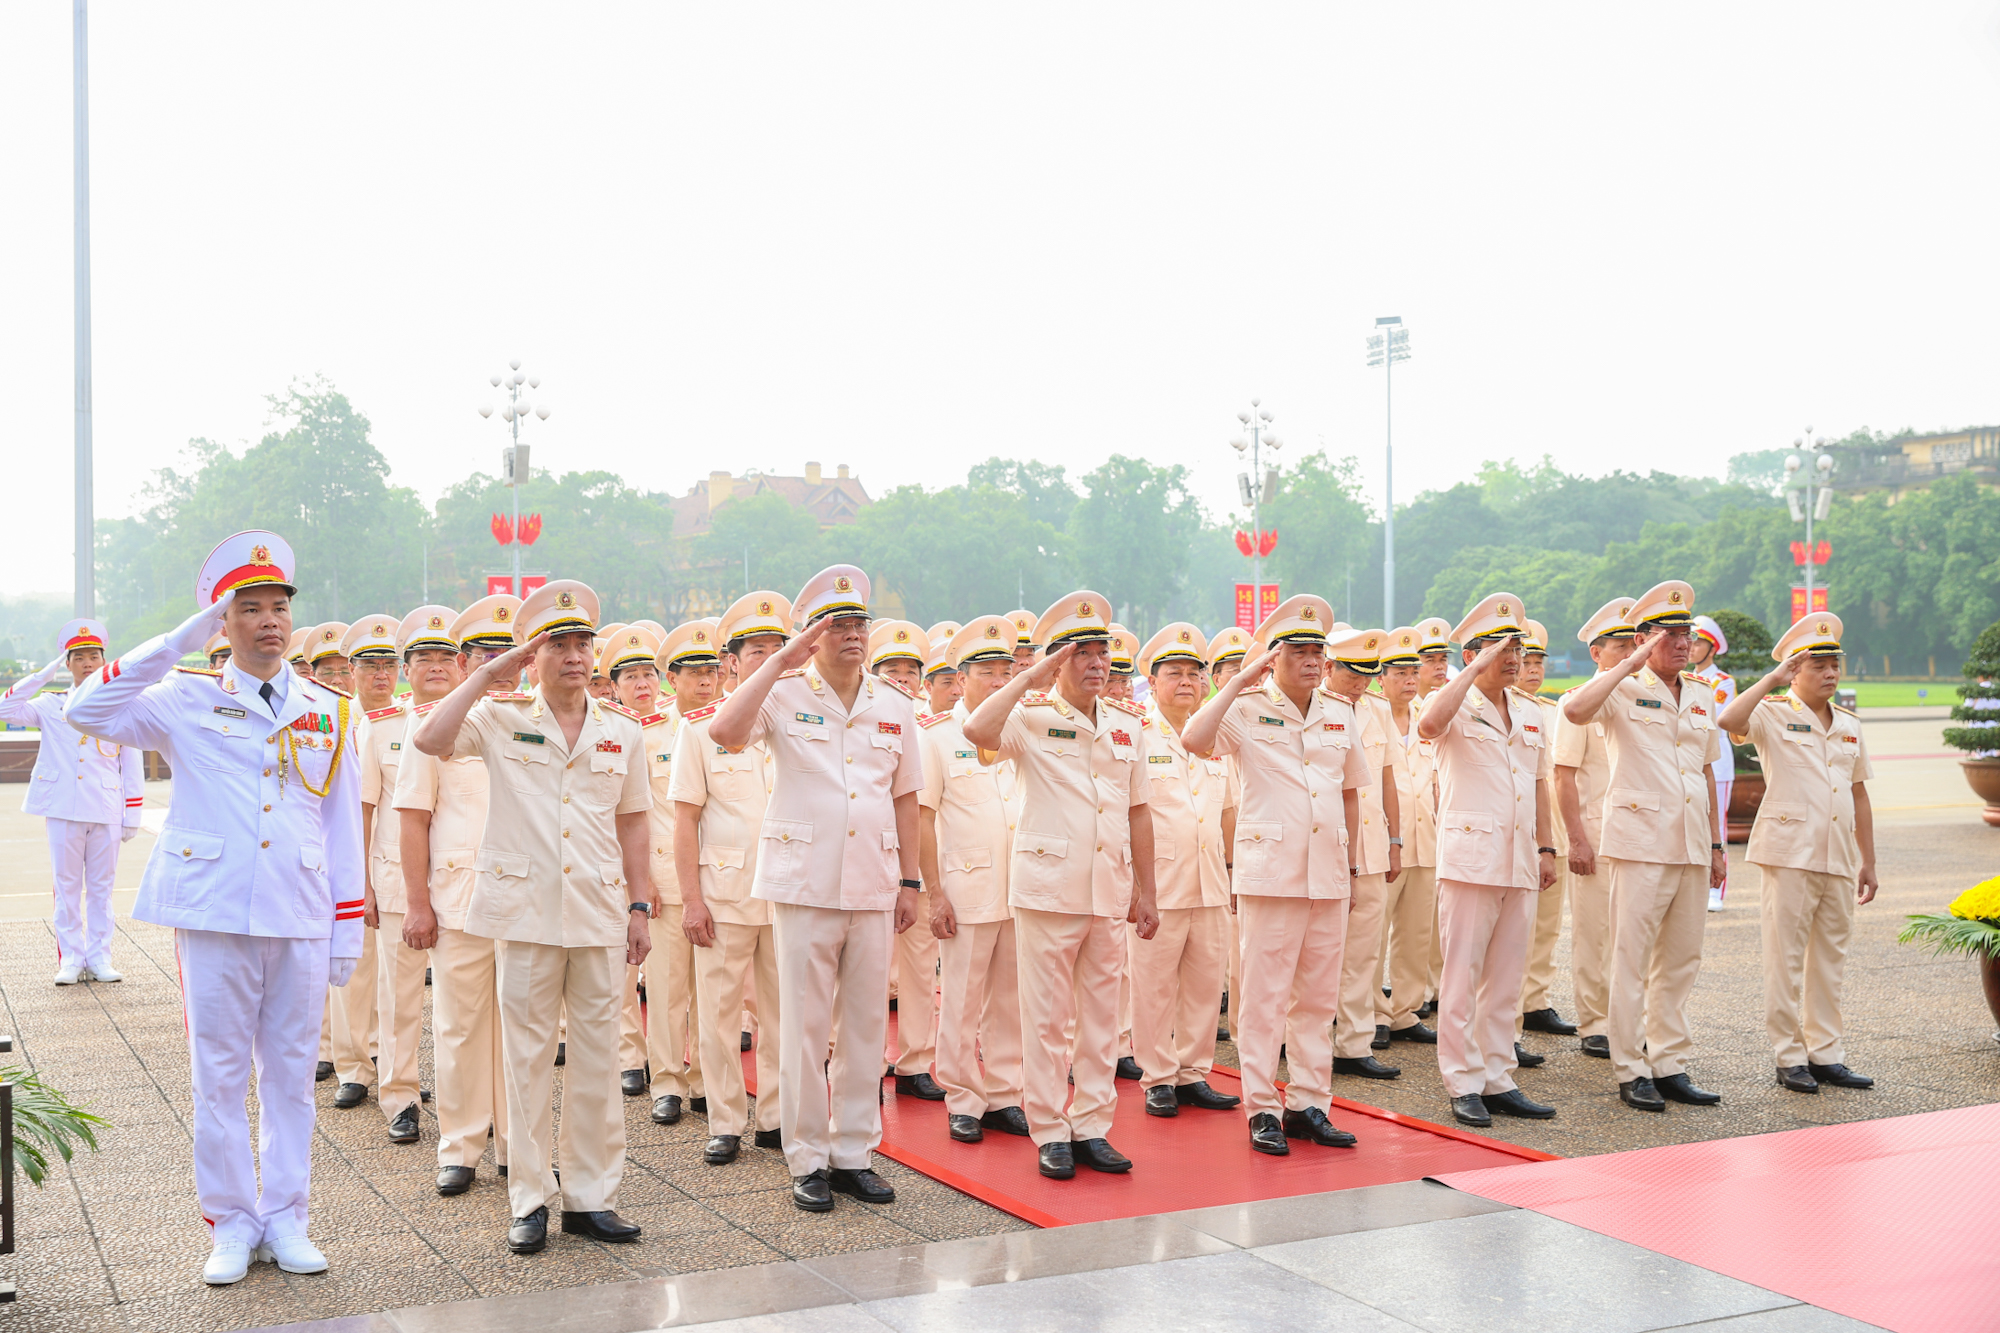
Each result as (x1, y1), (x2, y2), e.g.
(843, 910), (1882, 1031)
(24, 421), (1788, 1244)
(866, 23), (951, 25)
(1789, 540), (1807, 566)
(491, 513), (514, 546)
(519, 513), (543, 546)
(1234, 530), (1253, 556)
(1258, 529), (1278, 557)
(1813, 540), (1830, 565)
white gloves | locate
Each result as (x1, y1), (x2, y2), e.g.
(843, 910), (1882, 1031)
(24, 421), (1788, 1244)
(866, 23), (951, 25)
(166, 590), (234, 657)
(120, 825), (139, 844)
(9, 658), (64, 696)
(328, 955), (359, 987)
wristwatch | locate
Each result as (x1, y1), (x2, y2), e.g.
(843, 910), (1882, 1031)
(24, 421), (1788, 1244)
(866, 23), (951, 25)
(628, 901), (651, 915)
(1387, 837), (1404, 847)
(1711, 842), (1725, 851)
(898, 877), (923, 890)
(1538, 846), (1558, 857)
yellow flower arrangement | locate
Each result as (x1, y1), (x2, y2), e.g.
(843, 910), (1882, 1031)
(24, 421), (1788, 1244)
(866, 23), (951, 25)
(1949, 875), (2000, 923)
(1902, 874), (2000, 958)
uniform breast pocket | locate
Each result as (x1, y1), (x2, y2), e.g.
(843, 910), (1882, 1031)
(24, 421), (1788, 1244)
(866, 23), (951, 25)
(1753, 800), (1814, 860)
(190, 715), (253, 771)
(588, 749), (629, 802)
(499, 743), (550, 793)
(759, 819), (812, 885)
(1234, 821), (1282, 883)
(712, 753), (760, 800)
(476, 850), (533, 921)
(1437, 810), (1496, 873)
(296, 844), (330, 920)
(944, 845), (992, 879)
(1013, 832), (1069, 898)
(946, 758), (994, 802)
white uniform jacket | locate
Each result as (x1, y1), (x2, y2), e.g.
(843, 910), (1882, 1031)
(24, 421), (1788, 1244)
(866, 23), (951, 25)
(0, 668), (145, 826)
(1431, 685), (1552, 890)
(65, 640), (365, 951)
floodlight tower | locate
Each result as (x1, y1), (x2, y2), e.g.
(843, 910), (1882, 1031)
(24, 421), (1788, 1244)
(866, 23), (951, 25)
(1367, 317), (1410, 624)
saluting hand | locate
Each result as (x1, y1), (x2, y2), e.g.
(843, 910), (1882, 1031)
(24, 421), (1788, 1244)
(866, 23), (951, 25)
(768, 616), (834, 673)
(1470, 634), (1517, 674)
(1015, 642), (1076, 691)
(480, 632), (545, 684)
(1769, 648), (1811, 689)
(1233, 645), (1281, 691)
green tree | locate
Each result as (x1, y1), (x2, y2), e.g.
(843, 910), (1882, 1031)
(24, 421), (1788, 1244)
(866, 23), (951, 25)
(1065, 455), (1206, 632)
(687, 491), (823, 609)
(966, 458), (1079, 535)
(1256, 451), (1374, 615)
(1421, 545), (1604, 642)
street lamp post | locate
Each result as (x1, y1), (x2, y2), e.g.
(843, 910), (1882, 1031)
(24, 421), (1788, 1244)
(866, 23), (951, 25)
(1230, 399), (1283, 620)
(479, 361), (552, 596)
(73, 0), (94, 617)
(1366, 317), (1410, 625)
(1784, 427), (1836, 623)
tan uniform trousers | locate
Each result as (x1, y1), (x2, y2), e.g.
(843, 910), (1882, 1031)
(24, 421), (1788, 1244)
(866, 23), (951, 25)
(1377, 866), (1437, 1031)
(373, 915), (429, 1119)
(1569, 865), (1614, 1038)
(772, 903), (892, 1176)
(1235, 895), (1346, 1119)
(431, 926), (507, 1169)
(692, 921), (779, 1138)
(891, 893), (940, 1076)
(329, 924), (380, 1085)
(1128, 904), (1226, 1089)
(494, 940), (625, 1217)
(1606, 859), (1710, 1084)
(1334, 872), (1390, 1059)
(644, 918), (704, 1100)
(934, 918), (1024, 1117)
(1758, 865), (1855, 1068)
(1436, 880), (1537, 1097)
(1518, 866), (1569, 1024)
(619, 966), (647, 1072)
(1015, 907), (1124, 1146)
(1220, 907), (1241, 1038)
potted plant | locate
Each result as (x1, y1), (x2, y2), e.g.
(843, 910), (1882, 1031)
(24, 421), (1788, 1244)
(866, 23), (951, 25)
(2, 1065), (106, 1185)
(1899, 874), (2000, 1041)
(1943, 619), (2000, 826)
(1711, 609), (1772, 841)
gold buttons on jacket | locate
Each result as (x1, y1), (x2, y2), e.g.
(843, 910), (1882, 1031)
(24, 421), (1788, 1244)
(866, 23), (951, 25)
(260, 840), (270, 849)
(263, 804), (272, 812)
(563, 829), (570, 838)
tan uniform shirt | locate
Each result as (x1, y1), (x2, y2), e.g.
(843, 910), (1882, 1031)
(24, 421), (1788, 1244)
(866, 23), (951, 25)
(1552, 680), (1612, 857)
(1740, 696), (1873, 876)
(449, 692), (652, 947)
(1140, 707), (1237, 910)
(634, 702), (686, 904)
(1342, 692), (1405, 877)
(668, 707), (774, 927)
(389, 735), (490, 934)
(1206, 681), (1370, 900)
(1398, 696), (1439, 868)
(1592, 669), (1723, 866)
(1432, 686), (1552, 890)
(360, 702), (411, 913)
(918, 702), (1019, 924)
(1532, 695), (1566, 854)
(990, 691), (1150, 918)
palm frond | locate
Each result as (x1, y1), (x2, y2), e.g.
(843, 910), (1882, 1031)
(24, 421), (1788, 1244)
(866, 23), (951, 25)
(2, 1067), (109, 1187)
(1898, 913), (2000, 961)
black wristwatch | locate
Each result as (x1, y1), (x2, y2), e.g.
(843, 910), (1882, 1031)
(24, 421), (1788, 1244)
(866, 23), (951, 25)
(898, 877), (922, 890)
(628, 901), (651, 915)
(1711, 842), (1724, 851)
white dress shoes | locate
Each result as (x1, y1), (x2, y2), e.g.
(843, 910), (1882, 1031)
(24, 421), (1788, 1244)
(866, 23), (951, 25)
(54, 960), (84, 986)
(203, 1241), (252, 1285)
(255, 1235), (328, 1274)
(84, 962), (123, 982)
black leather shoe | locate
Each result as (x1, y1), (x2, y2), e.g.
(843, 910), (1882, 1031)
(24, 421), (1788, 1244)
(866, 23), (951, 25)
(689, 1096), (708, 1113)
(388, 1105), (420, 1143)
(498, 1164), (508, 1177)
(1483, 1088), (1556, 1119)
(1514, 1042), (1546, 1068)
(315, 1060), (335, 1083)
(1071, 1138), (1132, 1172)
(1037, 1141), (1075, 1179)
(704, 1134), (741, 1164)
(894, 1072), (947, 1100)
(829, 1166), (896, 1202)
(1809, 1062), (1874, 1089)
(1389, 1022), (1437, 1044)
(561, 1209), (641, 1242)
(1371, 1024), (1392, 1051)
(1282, 1107), (1357, 1147)
(1334, 1055), (1402, 1080)
(1174, 1081), (1240, 1110)
(1581, 1035), (1611, 1059)
(792, 1169), (834, 1212)
(1417, 998), (1438, 1020)
(753, 1127), (783, 1149)
(621, 1068), (647, 1097)
(333, 1082), (369, 1109)
(652, 1095), (683, 1125)
(948, 1114), (984, 1142)
(1521, 1007), (1579, 1036)
(436, 1165), (476, 1195)
(1248, 1112), (1290, 1155)
(1619, 1077), (1666, 1111)
(1217, 1025), (1231, 1042)
(507, 1205), (548, 1254)
(1451, 1093), (1492, 1127)
(553, 1042), (566, 1067)
(1115, 1056), (1144, 1081)
(740, 1030), (753, 1052)
(1777, 1066), (1820, 1094)
(1144, 1086), (1179, 1117)
(980, 1106), (1031, 1136)
(1656, 1072), (1722, 1105)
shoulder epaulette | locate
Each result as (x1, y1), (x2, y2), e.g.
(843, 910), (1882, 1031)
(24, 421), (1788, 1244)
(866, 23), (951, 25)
(639, 712), (668, 728)
(314, 681), (353, 700)
(175, 666), (222, 677)
(778, 668), (807, 679)
(1021, 690), (1051, 706)
(683, 703), (719, 722)
(413, 700), (439, 716)
(365, 703), (405, 722)
(918, 711), (953, 729)
(600, 699), (641, 721)
(1831, 702), (1858, 718)
(882, 675), (921, 701)
(484, 691), (535, 703)
(1106, 697), (1146, 717)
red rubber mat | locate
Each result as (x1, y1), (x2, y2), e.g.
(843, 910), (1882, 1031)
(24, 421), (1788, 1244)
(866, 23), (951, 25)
(1434, 1102), (2000, 1333)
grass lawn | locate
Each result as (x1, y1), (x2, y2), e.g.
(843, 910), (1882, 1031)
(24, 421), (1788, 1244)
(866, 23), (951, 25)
(1537, 677), (1957, 708)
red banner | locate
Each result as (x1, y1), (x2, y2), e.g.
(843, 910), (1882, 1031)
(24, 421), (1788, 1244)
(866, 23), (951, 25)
(485, 573), (550, 597)
(1790, 584), (1829, 623)
(1235, 583), (1281, 630)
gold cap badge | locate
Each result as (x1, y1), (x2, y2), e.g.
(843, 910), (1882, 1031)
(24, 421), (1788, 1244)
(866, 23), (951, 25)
(251, 544), (270, 564)
(494, 606), (510, 623)
(557, 591), (576, 609)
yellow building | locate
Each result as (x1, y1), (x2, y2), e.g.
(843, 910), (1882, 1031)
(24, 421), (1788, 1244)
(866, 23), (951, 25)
(1837, 426), (2000, 501)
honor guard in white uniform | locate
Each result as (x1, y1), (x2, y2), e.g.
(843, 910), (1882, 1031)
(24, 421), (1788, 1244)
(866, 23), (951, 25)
(1562, 581), (1727, 1113)
(963, 592), (1161, 1181)
(1554, 598), (1637, 1060)
(922, 621), (964, 716)
(1375, 627), (1438, 1046)
(1720, 614), (1878, 1095)
(671, 592), (788, 1165)
(1127, 623), (1240, 1117)
(411, 580), (653, 1255)
(708, 566), (924, 1212)
(869, 620), (945, 1099)
(603, 624), (669, 1097)
(919, 616), (1030, 1143)
(1690, 615), (1738, 911)
(0, 618), (144, 983)
(1417, 595), (1559, 1128)
(1006, 608), (1039, 672)
(1180, 595), (1366, 1157)
(1515, 620), (1579, 1047)
(67, 531), (363, 1284)
(322, 617), (396, 1109)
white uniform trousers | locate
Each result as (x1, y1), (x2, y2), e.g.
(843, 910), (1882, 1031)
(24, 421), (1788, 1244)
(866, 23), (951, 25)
(1220, 907), (1241, 1038)
(1435, 880), (1537, 1097)
(1605, 859), (1710, 1084)
(1518, 866), (1568, 1025)
(641, 918), (703, 1099)
(935, 918), (1024, 1117)
(1377, 866), (1437, 1031)
(495, 940), (625, 1217)
(772, 903), (893, 1176)
(692, 921), (779, 1138)
(1235, 895), (1346, 1120)
(1014, 908), (1123, 1145)
(1759, 865), (1855, 1068)
(619, 965), (648, 1072)
(1333, 873), (1390, 1059)
(48, 817), (119, 967)
(890, 894), (940, 1075)
(329, 925), (380, 1087)
(373, 915), (429, 1119)
(431, 927), (507, 1169)
(175, 928), (329, 1247)
(1569, 865), (1613, 1038)
(1129, 904), (1226, 1089)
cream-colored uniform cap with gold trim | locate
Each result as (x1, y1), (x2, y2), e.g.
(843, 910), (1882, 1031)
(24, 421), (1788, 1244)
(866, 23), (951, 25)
(1380, 627), (1422, 667)
(1576, 597), (1638, 644)
(923, 622), (962, 675)
(453, 594), (523, 648)
(629, 619), (667, 641)
(1007, 609), (1038, 650)
(868, 620), (927, 669)
(1138, 622), (1206, 675)
(1256, 594), (1335, 646)
(397, 605), (461, 656)
(1772, 612), (1845, 660)
(719, 592), (793, 645)
(515, 579), (599, 642)
(1632, 580), (1695, 630)
(949, 615), (1019, 669)
(341, 615), (399, 660)
(1034, 590), (1115, 647)
(201, 632), (231, 660)
(1208, 626), (1252, 665)
(306, 622), (351, 665)
(286, 627), (313, 663)
(658, 619), (722, 670)
(1327, 627), (1387, 675)
(604, 625), (662, 674)
(1449, 592), (1527, 645)
(592, 623), (628, 673)
(1522, 619), (1549, 656)
(1106, 624), (1138, 672)
(196, 528), (297, 604)
(1413, 617), (1453, 655)
(794, 564), (871, 626)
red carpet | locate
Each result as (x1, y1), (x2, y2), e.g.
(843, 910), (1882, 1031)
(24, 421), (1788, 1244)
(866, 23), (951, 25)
(1434, 1102), (2000, 1333)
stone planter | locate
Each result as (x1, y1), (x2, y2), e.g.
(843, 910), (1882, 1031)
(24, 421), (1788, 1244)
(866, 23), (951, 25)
(1962, 758), (2000, 828)
(1726, 772), (1764, 844)
(1983, 953), (2000, 1036)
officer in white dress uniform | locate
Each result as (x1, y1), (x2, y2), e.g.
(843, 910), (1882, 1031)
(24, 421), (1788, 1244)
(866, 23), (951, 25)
(66, 530), (364, 1285)
(0, 618), (144, 983)
(870, 620), (945, 1100)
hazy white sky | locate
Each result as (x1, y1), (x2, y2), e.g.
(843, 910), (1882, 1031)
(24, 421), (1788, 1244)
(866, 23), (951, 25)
(5, 3), (1998, 599)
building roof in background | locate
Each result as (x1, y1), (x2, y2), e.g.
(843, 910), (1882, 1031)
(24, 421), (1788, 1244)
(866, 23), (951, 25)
(670, 462), (871, 539)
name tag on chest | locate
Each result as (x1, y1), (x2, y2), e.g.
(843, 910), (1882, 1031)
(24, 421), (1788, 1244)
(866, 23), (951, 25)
(1048, 728), (1077, 740)
(213, 705), (246, 719)
(1786, 723), (1812, 733)
(513, 732), (545, 744)
(795, 712), (824, 725)
(1636, 699), (1663, 710)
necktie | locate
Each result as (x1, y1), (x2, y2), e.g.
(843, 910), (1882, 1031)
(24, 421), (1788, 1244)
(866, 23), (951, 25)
(260, 680), (277, 713)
